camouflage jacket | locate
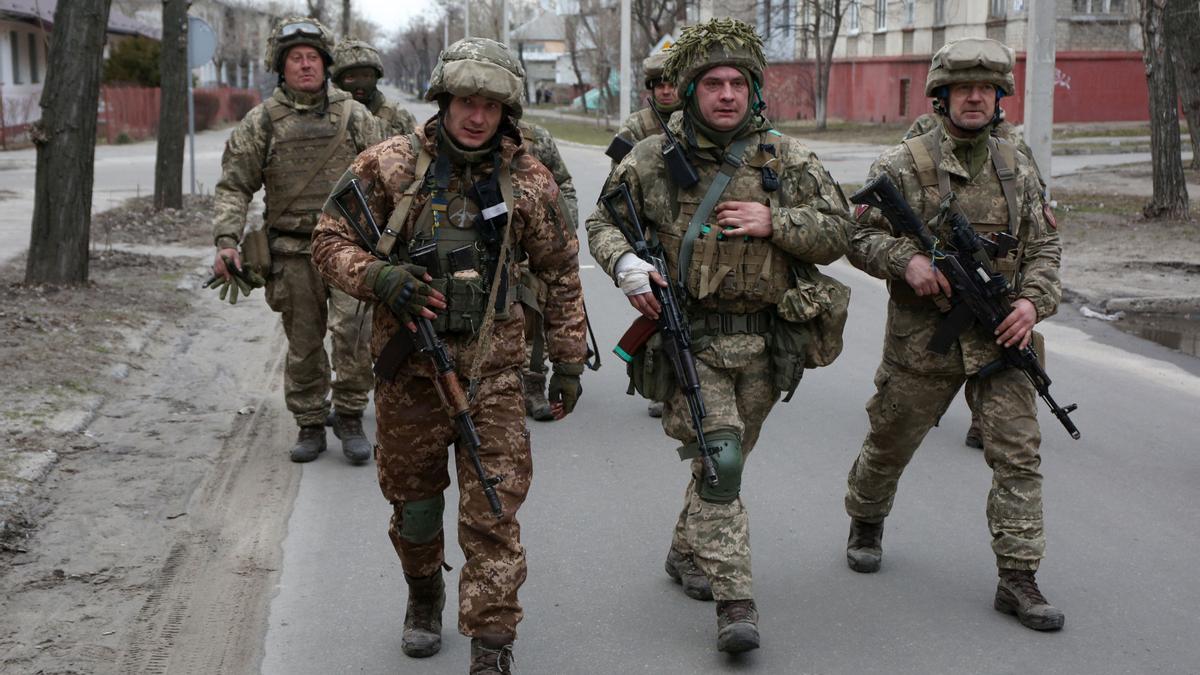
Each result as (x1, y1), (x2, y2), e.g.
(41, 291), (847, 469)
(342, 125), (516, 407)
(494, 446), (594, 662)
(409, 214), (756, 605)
(212, 85), (383, 252)
(587, 113), (852, 359)
(520, 121), (578, 228)
(905, 113), (1043, 186)
(850, 121), (1062, 375)
(311, 118), (588, 377)
(610, 107), (680, 170)
(367, 89), (418, 137)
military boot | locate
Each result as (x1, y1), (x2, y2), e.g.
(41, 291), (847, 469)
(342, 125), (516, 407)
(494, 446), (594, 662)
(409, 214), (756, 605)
(846, 518), (884, 573)
(995, 569), (1065, 631)
(523, 373), (555, 422)
(964, 416), (984, 449)
(664, 547), (714, 601)
(647, 401), (664, 418)
(716, 599), (760, 653)
(331, 412), (371, 465)
(401, 571), (445, 658)
(469, 636), (514, 674)
(289, 425), (326, 463)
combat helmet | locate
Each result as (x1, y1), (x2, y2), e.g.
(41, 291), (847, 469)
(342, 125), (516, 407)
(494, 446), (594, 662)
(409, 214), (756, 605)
(663, 18), (767, 98)
(425, 38), (526, 118)
(332, 39), (385, 81)
(643, 50), (670, 89)
(925, 37), (1015, 97)
(264, 16), (335, 74)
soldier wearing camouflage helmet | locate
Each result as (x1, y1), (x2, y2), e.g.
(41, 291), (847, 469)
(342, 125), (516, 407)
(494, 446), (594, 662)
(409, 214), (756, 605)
(843, 37), (1065, 632)
(605, 48), (683, 170)
(332, 38), (418, 137)
(587, 18), (852, 653)
(311, 37), (587, 673)
(210, 16), (383, 465)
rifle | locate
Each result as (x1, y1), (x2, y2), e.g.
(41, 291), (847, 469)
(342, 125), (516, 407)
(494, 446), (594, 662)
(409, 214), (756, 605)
(329, 178), (505, 516)
(649, 103), (699, 189)
(600, 182), (719, 486)
(849, 174), (1080, 440)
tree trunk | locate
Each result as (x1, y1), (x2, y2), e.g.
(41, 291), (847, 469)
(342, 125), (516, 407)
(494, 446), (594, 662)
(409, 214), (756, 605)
(25, 0), (113, 285)
(341, 0), (351, 38)
(154, 0), (188, 211)
(1141, 0), (1189, 220)
(1167, 0), (1200, 170)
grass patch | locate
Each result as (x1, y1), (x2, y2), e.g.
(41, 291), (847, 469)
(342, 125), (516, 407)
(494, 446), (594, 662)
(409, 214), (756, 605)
(524, 113), (616, 147)
(774, 120), (911, 146)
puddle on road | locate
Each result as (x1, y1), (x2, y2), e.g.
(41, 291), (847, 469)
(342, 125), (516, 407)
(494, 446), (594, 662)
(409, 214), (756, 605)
(1111, 312), (1200, 358)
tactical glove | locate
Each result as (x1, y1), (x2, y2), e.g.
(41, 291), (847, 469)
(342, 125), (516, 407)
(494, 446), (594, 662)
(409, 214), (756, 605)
(205, 256), (266, 305)
(367, 261), (434, 324)
(548, 362), (584, 415)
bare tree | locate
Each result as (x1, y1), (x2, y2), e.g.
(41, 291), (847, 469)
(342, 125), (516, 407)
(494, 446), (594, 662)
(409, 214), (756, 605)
(26, 0), (114, 284)
(1167, 0), (1200, 170)
(803, 0), (846, 130)
(1141, 0), (1189, 220)
(154, 0), (188, 211)
(305, 0), (327, 24)
(563, 14), (591, 112)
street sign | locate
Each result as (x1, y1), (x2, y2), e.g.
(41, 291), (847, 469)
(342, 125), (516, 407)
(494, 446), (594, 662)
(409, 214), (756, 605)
(187, 16), (216, 69)
(651, 33), (674, 54)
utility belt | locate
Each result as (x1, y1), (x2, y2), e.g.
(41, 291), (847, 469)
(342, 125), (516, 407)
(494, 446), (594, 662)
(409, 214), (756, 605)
(689, 309), (773, 337)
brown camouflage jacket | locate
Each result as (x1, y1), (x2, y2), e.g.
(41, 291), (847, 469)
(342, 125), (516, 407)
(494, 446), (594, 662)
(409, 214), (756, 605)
(311, 117), (587, 378)
(850, 120), (1062, 375)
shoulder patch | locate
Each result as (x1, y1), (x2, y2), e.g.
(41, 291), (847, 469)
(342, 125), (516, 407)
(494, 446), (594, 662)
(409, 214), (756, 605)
(1043, 203), (1057, 230)
(854, 203), (872, 220)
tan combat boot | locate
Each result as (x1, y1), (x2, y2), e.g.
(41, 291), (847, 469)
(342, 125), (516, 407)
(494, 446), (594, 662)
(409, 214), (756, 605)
(401, 571), (445, 657)
(995, 569), (1065, 631)
(469, 636), (514, 674)
(846, 518), (884, 573)
(523, 372), (555, 422)
(716, 599), (760, 653)
(664, 547), (713, 601)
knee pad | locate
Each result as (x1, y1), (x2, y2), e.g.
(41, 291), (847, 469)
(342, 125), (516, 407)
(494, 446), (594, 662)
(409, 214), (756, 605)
(680, 429), (743, 504)
(398, 493), (445, 544)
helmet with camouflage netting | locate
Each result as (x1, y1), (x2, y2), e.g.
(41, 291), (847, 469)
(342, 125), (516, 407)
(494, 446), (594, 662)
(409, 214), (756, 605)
(425, 37), (526, 117)
(331, 39), (385, 81)
(662, 18), (767, 98)
(264, 16), (335, 74)
(925, 37), (1016, 97)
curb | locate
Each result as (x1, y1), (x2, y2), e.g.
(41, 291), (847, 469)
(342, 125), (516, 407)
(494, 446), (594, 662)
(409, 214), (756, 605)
(1104, 296), (1200, 315)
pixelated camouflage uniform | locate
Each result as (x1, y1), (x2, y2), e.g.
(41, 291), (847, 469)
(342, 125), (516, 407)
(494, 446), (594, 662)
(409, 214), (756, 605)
(518, 121), (579, 381)
(610, 50), (682, 170)
(365, 89), (418, 137)
(587, 111), (852, 600)
(844, 115), (1062, 571)
(212, 83), (384, 427)
(310, 116), (587, 639)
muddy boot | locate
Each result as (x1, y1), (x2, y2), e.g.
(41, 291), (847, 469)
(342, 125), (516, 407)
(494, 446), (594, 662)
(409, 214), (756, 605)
(289, 425), (326, 463)
(647, 401), (664, 418)
(469, 636), (514, 674)
(995, 569), (1065, 631)
(964, 417), (984, 449)
(846, 518), (884, 573)
(401, 571), (445, 658)
(523, 373), (555, 422)
(664, 547), (714, 601)
(331, 412), (371, 465)
(716, 599), (760, 653)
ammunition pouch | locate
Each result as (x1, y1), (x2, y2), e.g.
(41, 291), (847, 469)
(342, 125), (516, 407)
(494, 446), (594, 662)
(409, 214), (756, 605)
(629, 331), (676, 403)
(428, 274), (514, 335)
(240, 226), (272, 278)
(777, 264), (851, 369)
(769, 316), (809, 401)
(684, 232), (791, 311)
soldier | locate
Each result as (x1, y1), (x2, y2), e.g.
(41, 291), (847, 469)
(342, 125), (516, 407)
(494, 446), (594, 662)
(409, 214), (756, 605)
(905, 111), (1045, 451)
(843, 38), (1065, 631)
(517, 121), (580, 421)
(331, 38), (417, 137)
(587, 19), (851, 653)
(311, 38), (587, 672)
(210, 17), (383, 465)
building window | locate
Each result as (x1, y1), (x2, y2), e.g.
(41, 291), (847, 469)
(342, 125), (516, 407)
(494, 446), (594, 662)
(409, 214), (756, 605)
(875, 0), (887, 31)
(10, 31), (21, 84)
(1073, 0), (1125, 12)
(934, 0), (946, 25)
(990, 0), (1007, 18)
(28, 33), (38, 84)
(846, 0), (861, 34)
(904, 0), (915, 26)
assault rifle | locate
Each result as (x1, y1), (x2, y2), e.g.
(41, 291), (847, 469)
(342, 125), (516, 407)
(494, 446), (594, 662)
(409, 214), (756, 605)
(850, 175), (1080, 440)
(329, 179), (505, 516)
(601, 182), (719, 486)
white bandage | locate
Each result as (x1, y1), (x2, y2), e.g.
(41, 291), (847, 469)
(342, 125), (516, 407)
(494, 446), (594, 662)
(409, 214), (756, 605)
(614, 252), (655, 297)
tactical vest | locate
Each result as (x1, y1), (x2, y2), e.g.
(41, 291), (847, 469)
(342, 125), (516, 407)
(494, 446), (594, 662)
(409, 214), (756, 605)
(632, 107), (659, 142)
(663, 133), (791, 317)
(262, 97), (358, 234)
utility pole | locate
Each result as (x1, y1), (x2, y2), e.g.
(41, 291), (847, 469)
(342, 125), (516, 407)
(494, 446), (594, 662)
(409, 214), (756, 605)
(465, 0), (470, 38)
(501, 0), (509, 46)
(444, 11), (449, 50)
(1023, 0), (1055, 196)
(619, 0), (631, 121)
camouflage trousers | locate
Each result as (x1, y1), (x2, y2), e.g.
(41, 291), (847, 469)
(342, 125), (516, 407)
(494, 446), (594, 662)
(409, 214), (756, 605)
(375, 367), (532, 640)
(264, 253), (373, 427)
(663, 346), (777, 601)
(844, 358), (1045, 570)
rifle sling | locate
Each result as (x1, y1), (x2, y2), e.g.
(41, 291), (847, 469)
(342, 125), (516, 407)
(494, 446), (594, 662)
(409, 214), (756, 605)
(677, 136), (753, 286)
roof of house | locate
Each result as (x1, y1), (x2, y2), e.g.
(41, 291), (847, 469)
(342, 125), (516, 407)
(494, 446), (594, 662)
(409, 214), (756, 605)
(0, 0), (160, 39)
(512, 10), (565, 42)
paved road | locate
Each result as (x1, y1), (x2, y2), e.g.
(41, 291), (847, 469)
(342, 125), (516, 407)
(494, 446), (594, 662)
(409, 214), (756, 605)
(261, 135), (1200, 674)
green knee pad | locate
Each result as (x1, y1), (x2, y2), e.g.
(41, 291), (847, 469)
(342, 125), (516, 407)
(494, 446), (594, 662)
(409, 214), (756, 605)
(398, 493), (445, 544)
(678, 429), (743, 503)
